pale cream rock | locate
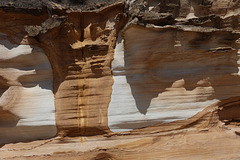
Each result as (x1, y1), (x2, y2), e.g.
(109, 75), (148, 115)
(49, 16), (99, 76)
(0, 33), (56, 144)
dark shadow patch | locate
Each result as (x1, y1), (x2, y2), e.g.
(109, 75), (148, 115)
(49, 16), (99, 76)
(0, 76), (9, 97)
(218, 104), (240, 121)
(0, 109), (19, 127)
(0, 125), (57, 145)
(0, 34), (18, 50)
(93, 152), (116, 160)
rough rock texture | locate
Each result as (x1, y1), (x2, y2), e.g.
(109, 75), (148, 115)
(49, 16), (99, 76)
(0, 1), (126, 137)
(1, 0), (240, 159)
(109, 24), (240, 132)
(109, 0), (240, 132)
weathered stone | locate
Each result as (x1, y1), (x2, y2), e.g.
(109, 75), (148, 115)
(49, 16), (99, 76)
(1, 0), (240, 159)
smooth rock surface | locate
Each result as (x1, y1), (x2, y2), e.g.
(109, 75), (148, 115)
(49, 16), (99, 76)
(0, 33), (56, 144)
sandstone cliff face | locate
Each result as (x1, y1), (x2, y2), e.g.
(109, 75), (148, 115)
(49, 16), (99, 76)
(109, 0), (240, 132)
(0, 1), (126, 138)
(109, 24), (240, 132)
(0, 32), (56, 143)
(1, 0), (240, 159)
(35, 4), (125, 137)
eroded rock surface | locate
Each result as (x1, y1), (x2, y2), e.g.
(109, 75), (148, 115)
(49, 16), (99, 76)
(109, 24), (240, 132)
(109, 0), (240, 132)
(0, 33), (56, 144)
(1, 0), (240, 159)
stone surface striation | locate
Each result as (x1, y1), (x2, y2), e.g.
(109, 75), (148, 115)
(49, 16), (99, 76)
(1, 0), (240, 159)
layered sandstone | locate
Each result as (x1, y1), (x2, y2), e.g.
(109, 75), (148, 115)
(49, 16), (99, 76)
(0, 0), (240, 159)
(0, 32), (56, 144)
(109, 24), (240, 132)
(0, 1), (126, 138)
(109, 0), (240, 132)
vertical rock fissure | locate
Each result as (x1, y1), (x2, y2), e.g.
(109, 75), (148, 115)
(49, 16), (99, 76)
(80, 14), (84, 42)
(77, 13), (89, 135)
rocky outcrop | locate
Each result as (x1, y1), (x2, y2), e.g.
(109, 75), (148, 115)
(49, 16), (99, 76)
(1, 0), (240, 159)
(0, 32), (56, 144)
(2, 96), (240, 159)
(109, 24), (240, 132)
(0, 1), (127, 139)
(109, 0), (240, 132)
